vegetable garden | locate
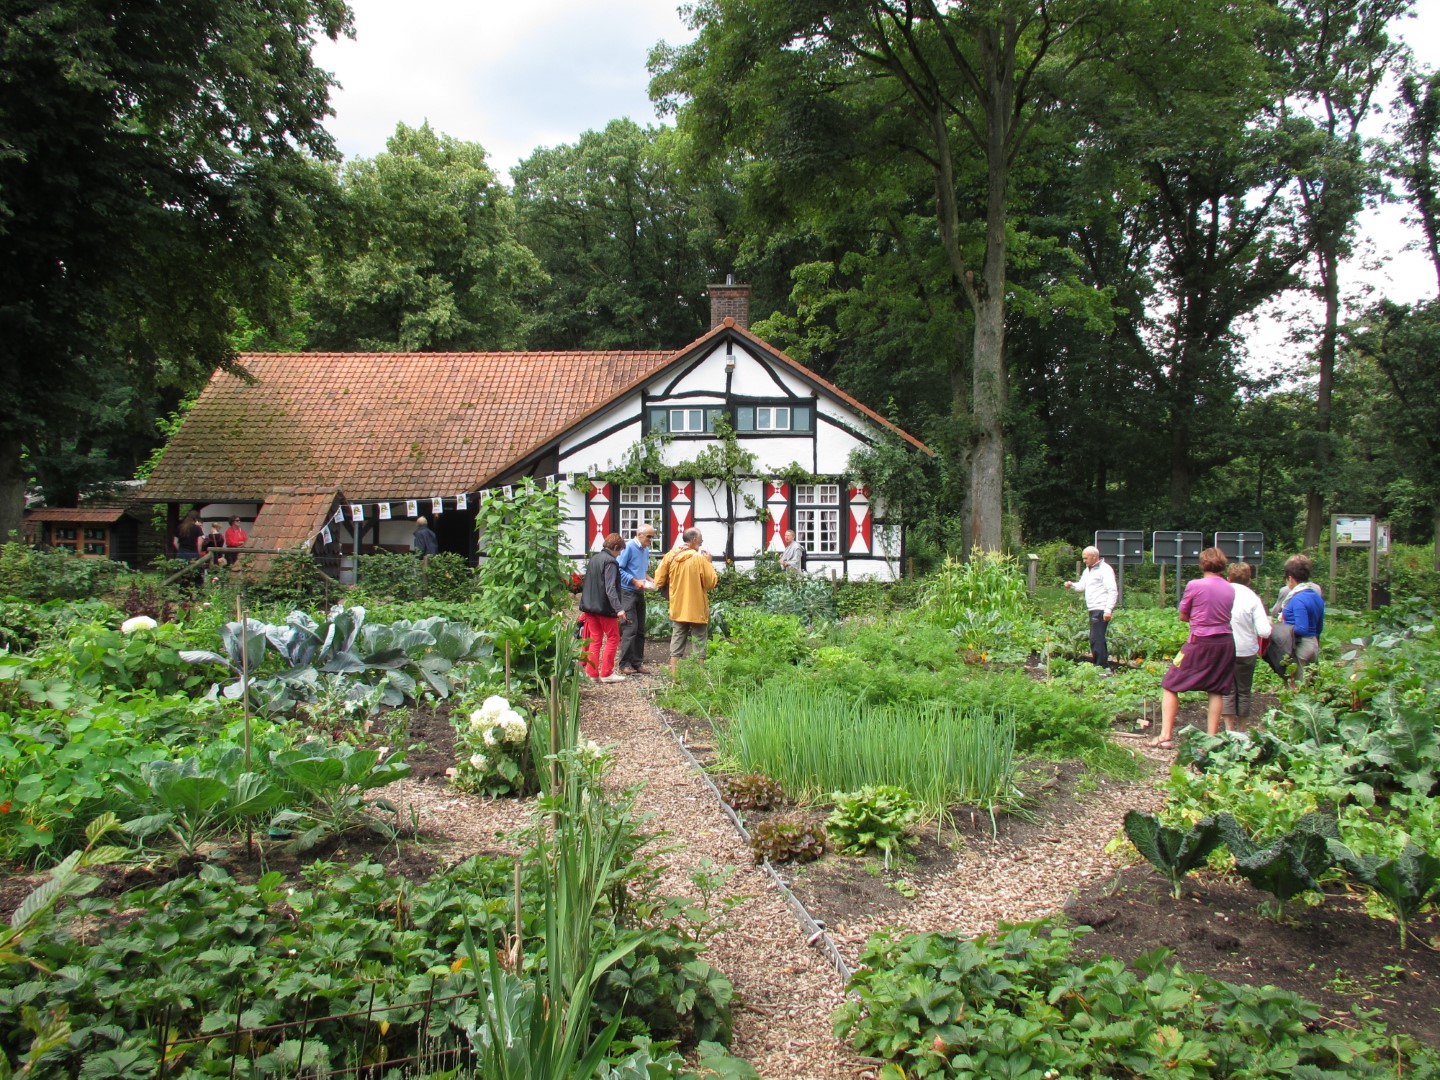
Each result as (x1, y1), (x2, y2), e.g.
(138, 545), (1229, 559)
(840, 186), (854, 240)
(3, 516), (1440, 1077)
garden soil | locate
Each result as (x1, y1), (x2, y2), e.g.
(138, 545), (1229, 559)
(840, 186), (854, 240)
(9, 672), (1440, 1078)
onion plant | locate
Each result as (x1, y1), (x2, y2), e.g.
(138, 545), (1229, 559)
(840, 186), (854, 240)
(718, 682), (1016, 825)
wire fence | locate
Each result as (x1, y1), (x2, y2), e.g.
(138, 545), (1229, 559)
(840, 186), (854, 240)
(157, 976), (486, 1078)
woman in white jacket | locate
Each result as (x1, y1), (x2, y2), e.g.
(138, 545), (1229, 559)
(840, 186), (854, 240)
(1222, 562), (1272, 734)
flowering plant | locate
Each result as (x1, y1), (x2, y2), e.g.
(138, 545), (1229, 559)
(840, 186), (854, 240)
(452, 693), (536, 796)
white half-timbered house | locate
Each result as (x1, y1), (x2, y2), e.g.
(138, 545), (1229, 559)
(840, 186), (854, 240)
(140, 283), (929, 581)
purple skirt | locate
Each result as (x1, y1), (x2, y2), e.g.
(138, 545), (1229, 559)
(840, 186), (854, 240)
(1161, 633), (1235, 695)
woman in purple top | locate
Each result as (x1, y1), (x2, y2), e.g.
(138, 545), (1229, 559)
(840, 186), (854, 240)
(1146, 547), (1236, 749)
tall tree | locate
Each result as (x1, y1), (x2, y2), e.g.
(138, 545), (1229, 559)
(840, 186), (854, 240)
(304, 123), (543, 351)
(1395, 67), (1440, 290)
(511, 120), (734, 350)
(653, 0), (1113, 552)
(1273, 0), (1411, 548)
(0, 0), (351, 534)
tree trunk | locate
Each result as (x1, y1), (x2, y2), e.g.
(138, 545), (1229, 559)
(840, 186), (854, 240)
(1303, 243), (1340, 549)
(0, 435), (25, 545)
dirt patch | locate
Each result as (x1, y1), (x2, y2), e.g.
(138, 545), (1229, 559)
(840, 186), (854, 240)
(1068, 866), (1440, 1045)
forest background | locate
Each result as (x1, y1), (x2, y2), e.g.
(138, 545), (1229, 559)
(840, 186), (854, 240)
(3, 0), (1440, 565)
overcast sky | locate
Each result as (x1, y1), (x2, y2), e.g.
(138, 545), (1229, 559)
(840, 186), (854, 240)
(314, 0), (1440, 320)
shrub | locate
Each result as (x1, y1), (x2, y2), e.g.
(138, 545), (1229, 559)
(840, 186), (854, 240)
(238, 549), (338, 609)
(0, 541), (121, 601)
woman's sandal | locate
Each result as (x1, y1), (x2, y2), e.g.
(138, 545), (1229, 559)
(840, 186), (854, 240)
(1143, 738), (1177, 750)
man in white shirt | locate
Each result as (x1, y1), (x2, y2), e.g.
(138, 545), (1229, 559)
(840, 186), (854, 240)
(1065, 546), (1118, 670)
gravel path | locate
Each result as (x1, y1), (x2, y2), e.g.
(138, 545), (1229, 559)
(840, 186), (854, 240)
(391, 677), (1169, 1080)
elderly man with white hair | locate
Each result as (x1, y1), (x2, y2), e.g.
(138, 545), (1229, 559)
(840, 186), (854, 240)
(1065, 545), (1118, 671)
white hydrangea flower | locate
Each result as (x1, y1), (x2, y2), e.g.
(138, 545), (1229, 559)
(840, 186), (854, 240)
(482, 728), (498, 746)
(469, 709), (486, 730)
(498, 710), (527, 743)
(469, 752), (488, 771)
(120, 615), (158, 633)
(479, 695), (510, 723)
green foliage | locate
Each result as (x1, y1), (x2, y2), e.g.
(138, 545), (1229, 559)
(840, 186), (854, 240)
(119, 750), (283, 857)
(757, 575), (837, 627)
(919, 552), (1031, 629)
(835, 920), (1439, 1078)
(238, 548), (339, 610)
(1219, 813), (1339, 919)
(720, 682), (1016, 822)
(475, 479), (571, 626)
(718, 773), (785, 811)
(305, 122), (543, 351)
(826, 786), (920, 863)
(58, 620), (207, 696)
(1328, 840), (1440, 949)
(181, 606), (492, 717)
(0, 542), (121, 602)
(748, 817), (826, 865)
(268, 742), (411, 848)
(1123, 811), (1227, 899)
(354, 550), (476, 603)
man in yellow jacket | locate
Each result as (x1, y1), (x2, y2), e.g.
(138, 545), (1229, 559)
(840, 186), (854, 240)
(654, 527), (719, 676)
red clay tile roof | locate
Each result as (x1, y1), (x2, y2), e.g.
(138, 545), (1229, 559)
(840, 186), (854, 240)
(25, 507), (129, 524)
(232, 488), (342, 572)
(141, 351), (669, 502)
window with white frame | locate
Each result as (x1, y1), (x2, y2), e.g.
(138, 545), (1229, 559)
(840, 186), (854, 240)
(735, 402), (813, 433)
(669, 408), (707, 433)
(619, 485), (664, 549)
(756, 406), (790, 431)
(794, 483), (841, 555)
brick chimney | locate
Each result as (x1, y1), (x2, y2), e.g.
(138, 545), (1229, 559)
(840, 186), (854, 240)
(708, 275), (751, 330)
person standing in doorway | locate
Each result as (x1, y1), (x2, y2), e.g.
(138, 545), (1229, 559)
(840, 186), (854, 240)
(411, 516), (439, 557)
(617, 523), (656, 676)
(224, 516), (248, 553)
(780, 528), (806, 573)
(1065, 546), (1118, 671)
(654, 527), (718, 676)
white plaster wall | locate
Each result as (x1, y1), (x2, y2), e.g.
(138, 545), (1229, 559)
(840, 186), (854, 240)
(559, 418), (644, 475)
(560, 518), (588, 558)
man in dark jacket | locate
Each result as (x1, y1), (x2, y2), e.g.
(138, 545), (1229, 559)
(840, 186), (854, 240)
(411, 516), (439, 556)
(580, 533), (628, 683)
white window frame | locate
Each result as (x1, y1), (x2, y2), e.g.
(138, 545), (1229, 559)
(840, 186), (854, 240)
(619, 486), (665, 550)
(794, 483), (842, 555)
(669, 408), (705, 433)
(756, 406), (792, 431)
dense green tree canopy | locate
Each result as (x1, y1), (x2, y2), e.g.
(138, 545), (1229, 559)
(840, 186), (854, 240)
(0, 0), (352, 534)
(304, 122), (543, 352)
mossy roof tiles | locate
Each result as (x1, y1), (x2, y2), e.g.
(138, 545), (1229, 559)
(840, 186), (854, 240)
(141, 351), (668, 502)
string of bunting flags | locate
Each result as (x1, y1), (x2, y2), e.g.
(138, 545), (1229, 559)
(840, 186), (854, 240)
(315, 475), (585, 546)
